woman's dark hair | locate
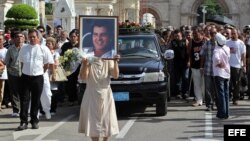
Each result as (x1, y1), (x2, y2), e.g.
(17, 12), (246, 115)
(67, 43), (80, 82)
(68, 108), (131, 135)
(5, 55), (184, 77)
(69, 29), (79, 36)
(37, 25), (45, 32)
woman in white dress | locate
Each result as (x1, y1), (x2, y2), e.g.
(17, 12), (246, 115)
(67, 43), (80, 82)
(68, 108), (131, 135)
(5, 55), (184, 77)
(0, 34), (8, 111)
(78, 55), (120, 141)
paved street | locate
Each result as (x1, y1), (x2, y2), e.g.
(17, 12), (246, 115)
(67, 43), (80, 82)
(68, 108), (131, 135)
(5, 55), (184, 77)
(1, 98), (250, 141)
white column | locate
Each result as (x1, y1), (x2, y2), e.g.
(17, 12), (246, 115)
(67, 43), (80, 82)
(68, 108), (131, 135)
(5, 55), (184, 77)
(108, 5), (113, 16)
(135, 0), (140, 23)
(39, 0), (45, 26)
(86, 6), (92, 15)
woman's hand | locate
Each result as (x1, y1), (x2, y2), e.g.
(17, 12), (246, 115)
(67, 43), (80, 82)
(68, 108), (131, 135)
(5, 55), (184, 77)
(51, 74), (56, 81)
(112, 54), (120, 79)
(113, 54), (120, 62)
(79, 57), (90, 80)
(81, 57), (89, 66)
(216, 62), (225, 68)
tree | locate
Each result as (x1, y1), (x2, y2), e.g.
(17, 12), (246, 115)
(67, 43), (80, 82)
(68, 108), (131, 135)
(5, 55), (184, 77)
(4, 4), (39, 30)
(45, 3), (53, 15)
(196, 0), (223, 24)
(203, 0), (223, 18)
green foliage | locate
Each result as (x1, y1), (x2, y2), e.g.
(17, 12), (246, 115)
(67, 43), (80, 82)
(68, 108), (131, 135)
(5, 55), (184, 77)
(45, 3), (53, 15)
(4, 19), (39, 29)
(4, 4), (38, 30)
(203, 0), (223, 18)
(6, 4), (37, 19)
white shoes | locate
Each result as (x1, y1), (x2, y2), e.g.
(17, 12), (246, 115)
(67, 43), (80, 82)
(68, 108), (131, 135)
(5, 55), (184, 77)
(11, 113), (19, 117)
(192, 102), (203, 107)
(45, 112), (51, 120)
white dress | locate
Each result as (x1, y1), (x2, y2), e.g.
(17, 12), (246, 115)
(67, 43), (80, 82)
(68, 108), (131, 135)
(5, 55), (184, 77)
(0, 48), (8, 80)
(78, 59), (119, 137)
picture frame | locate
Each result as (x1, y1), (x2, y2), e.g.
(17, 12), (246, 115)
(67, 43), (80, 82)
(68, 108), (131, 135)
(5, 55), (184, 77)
(79, 15), (118, 59)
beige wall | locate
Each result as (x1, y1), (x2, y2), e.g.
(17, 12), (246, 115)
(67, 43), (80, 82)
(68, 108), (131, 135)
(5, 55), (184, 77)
(3, 0), (248, 31)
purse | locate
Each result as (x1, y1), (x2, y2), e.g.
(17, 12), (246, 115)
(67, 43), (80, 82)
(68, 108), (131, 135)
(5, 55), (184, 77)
(0, 69), (3, 77)
(50, 65), (68, 82)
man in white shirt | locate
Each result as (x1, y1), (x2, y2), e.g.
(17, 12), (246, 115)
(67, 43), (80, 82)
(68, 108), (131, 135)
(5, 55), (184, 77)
(226, 28), (246, 105)
(16, 29), (54, 130)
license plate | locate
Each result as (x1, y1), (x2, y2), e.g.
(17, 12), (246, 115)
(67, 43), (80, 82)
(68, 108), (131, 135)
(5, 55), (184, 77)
(113, 92), (129, 101)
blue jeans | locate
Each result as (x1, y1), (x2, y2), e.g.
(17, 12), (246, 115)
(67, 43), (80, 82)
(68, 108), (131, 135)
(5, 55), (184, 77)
(204, 75), (216, 108)
(214, 76), (229, 118)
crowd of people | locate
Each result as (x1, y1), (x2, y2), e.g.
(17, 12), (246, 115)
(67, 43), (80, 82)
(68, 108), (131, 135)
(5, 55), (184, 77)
(158, 23), (250, 119)
(0, 21), (250, 140)
(0, 26), (76, 125)
(0, 22), (120, 141)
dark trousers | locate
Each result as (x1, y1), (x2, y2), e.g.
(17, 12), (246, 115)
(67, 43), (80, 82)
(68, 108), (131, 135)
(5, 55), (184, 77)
(8, 74), (21, 113)
(247, 65), (250, 96)
(19, 74), (44, 125)
(230, 67), (241, 101)
(2, 80), (11, 106)
(51, 90), (58, 112)
(173, 65), (188, 96)
(204, 75), (216, 108)
(65, 66), (80, 102)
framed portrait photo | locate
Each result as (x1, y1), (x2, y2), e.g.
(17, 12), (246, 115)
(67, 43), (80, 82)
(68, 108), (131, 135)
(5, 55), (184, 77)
(79, 15), (118, 59)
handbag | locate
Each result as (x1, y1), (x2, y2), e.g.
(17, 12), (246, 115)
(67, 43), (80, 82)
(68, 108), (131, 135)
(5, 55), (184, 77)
(0, 69), (3, 77)
(50, 65), (68, 82)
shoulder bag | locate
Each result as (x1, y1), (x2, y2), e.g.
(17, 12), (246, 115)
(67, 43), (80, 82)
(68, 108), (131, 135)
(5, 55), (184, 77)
(50, 65), (68, 82)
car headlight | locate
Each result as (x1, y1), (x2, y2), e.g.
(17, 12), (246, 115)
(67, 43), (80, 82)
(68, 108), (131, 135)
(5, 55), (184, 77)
(141, 70), (165, 82)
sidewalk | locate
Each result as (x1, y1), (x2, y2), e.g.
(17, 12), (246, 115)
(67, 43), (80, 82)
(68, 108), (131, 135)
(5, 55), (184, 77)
(0, 107), (16, 141)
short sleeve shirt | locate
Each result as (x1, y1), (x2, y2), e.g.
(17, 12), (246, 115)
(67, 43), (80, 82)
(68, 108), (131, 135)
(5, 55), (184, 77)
(18, 44), (54, 76)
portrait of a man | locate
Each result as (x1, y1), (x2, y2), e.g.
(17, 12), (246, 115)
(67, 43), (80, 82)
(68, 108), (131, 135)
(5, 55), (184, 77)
(79, 16), (118, 59)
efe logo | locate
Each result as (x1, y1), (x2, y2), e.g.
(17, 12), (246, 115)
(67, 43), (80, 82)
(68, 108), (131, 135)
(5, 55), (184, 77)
(224, 125), (249, 141)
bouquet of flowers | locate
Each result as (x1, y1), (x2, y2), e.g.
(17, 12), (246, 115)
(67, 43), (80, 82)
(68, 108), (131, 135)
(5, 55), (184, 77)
(119, 20), (153, 32)
(59, 48), (83, 76)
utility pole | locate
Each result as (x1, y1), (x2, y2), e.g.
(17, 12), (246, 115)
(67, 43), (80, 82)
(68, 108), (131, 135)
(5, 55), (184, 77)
(201, 5), (207, 24)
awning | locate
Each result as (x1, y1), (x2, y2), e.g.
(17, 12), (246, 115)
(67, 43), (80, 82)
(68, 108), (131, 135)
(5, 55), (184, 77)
(206, 15), (235, 26)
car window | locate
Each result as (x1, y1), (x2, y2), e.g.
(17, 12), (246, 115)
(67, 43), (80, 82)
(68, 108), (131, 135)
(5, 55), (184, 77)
(118, 36), (159, 58)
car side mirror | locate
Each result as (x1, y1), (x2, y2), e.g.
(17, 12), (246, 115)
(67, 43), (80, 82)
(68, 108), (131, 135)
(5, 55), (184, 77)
(164, 49), (174, 60)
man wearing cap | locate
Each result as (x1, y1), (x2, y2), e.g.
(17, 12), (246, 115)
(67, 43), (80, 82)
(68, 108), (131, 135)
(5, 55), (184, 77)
(213, 33), (230, 119)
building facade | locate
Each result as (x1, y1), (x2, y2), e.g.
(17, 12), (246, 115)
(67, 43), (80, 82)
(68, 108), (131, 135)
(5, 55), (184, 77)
(1, 0), (250, 31)
(53, 0), (250, 31)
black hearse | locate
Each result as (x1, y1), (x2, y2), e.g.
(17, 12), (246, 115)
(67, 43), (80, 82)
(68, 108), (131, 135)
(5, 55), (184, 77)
(111, 30), (170, 116)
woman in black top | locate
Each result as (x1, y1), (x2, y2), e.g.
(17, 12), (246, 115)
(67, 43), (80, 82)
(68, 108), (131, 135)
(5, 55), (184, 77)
(60, 29), (81, 106)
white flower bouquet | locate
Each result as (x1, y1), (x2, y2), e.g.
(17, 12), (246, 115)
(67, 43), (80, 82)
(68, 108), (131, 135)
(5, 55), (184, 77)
(59, 48), (83, 76)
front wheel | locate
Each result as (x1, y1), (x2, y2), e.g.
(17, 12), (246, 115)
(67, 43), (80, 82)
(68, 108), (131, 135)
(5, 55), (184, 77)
(156, 94), (167, 116)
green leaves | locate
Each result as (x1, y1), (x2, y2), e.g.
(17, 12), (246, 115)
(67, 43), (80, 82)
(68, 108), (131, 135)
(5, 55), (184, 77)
(45, 3), (53, 15)
(4, 4), (38, 30)
(6, 4), (37, 19)
(203, 0), (223, 18)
